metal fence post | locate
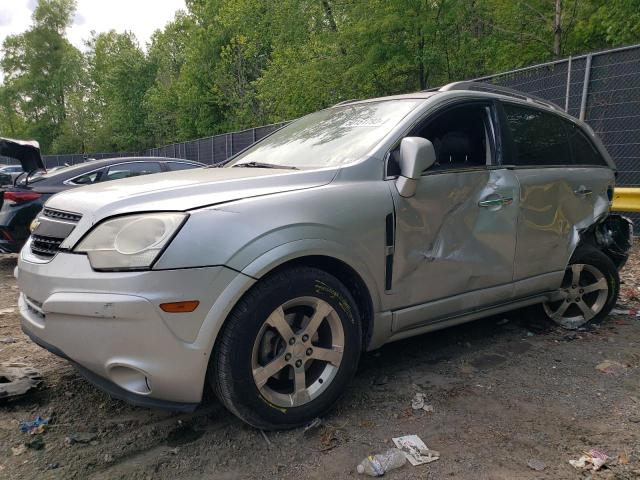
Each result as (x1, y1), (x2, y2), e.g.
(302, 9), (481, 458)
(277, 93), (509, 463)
(564, 56), (572, 112)
(579, 54), (592, 121)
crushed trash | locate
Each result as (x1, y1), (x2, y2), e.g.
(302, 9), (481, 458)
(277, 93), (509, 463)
(392, 434), (440, 466)
(527, 458), (546, 471)
(618, 451), (630, 465)
(65, 432), (97, 446)
(0, 308), (15, 315)
(0, 363), (42, 399)
(19, 416), (49, 435)
(26, 436), (45, 450)
(611, 308), (631, 315)
(569, 449), (609, 471)
(411, 392), (434, 412)
(303, 417), (322, 435)
(596, 360), (628, 375)
(11, 444), (26, 456)
(496, 318), (510, 326)
(0, 336), (17, 344)
(357, 448), (406, 476)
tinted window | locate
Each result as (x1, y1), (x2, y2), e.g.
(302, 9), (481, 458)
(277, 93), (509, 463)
(105, 162), (162, 181)
(166, 162), (201, 171)
(503, 104), (571, 166)
(566, 124), (606, 166)
(70, 170), (101, 185)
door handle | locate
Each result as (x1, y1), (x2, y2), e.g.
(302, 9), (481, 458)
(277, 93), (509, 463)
(573, 187), (592, 197)
(478, 196), (513, 208)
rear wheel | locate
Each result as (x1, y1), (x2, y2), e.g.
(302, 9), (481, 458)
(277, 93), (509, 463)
(211, 266), (361, 429)
(535, 246), (619, 330)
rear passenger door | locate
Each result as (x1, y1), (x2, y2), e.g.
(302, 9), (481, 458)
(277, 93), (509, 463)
(499, 102), (615, 286)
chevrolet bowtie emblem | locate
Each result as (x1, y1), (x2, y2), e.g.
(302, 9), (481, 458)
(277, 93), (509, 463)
(29, 218), (41, 233)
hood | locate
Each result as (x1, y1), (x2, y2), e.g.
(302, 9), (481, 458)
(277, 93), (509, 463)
(46, 166), (337, 222)
(0, 137), (45, 173)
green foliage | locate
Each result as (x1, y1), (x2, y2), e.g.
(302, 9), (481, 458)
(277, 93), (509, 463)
(1, 0), (640, 154)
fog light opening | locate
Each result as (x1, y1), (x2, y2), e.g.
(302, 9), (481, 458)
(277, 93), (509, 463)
(109, 365), (152, 395)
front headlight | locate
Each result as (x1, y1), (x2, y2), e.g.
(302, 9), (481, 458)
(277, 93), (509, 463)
(75, 212), (187, 270)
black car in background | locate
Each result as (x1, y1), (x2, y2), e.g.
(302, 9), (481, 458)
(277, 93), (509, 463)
(0, 156), (204, 253)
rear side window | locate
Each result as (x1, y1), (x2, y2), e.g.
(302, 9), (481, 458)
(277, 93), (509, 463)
(502, 104), (571, 166)
(104, 162), (162, 181)
(70, 170), (101, 185)
(565, 123), (607, 166)
(166, 162), (201, 171)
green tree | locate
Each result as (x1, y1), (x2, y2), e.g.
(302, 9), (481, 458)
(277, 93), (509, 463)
(87, 31), (154, 151)
(0, 0), (83, 152)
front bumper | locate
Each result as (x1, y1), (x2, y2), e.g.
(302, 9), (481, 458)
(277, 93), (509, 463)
(17, 247), (250, 407)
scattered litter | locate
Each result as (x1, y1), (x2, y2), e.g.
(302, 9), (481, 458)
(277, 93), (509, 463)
(0, 308), (15, 315)
(65, 432), (97, 446)
(26, 436), (45, 450)
(357, 448), (406, 476)
(618, 451), (630, 465)
(303, 417), (322, 435)
(411, 392), (434, 412)
(596, 360), (628, 375)
(11, 444), (26, 456)
(0, 337), (17, 344)
(46, 462), (60, 470)
(569, 449), (609, 471)
(629, 416), (640, 423)
(320, 427), (339, 452)
(496, 318), (510, 326)
(0, 363), (42, 399)
(611, 308), (631, 315)
(527, 459), (546, 471)
(260, 429), (272, 448)
(19, 416), (49, 435)
(392, 434), (440, 466)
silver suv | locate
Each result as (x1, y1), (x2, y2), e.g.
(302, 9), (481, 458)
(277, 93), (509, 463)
(17, 82), (632, 429)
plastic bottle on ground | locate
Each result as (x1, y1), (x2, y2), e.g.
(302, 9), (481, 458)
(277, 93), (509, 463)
(356, 448), (407, 476)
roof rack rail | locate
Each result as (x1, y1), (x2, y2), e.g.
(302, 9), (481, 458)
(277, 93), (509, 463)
(437, 81), (561, 111)
(333, 98), (361, 107)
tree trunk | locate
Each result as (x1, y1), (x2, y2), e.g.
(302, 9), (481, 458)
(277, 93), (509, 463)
(553, 0), (562, 57)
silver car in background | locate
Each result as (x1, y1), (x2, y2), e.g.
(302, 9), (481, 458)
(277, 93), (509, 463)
(17, 82), (632, 429)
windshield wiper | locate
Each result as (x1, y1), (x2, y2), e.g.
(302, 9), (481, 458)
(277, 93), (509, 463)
(232, 161), (298, 170)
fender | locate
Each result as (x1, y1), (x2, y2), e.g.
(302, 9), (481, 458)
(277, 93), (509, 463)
(241, 238), (383, 314)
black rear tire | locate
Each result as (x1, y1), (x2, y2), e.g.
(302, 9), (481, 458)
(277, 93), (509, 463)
(210, 266), (361, 430)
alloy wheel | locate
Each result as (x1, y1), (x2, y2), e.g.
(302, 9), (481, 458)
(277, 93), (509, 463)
(251, 296), (345, 408)
(543, 263), (609, 329)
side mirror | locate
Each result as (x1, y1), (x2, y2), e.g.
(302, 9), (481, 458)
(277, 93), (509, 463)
(396, 137), (436, 197)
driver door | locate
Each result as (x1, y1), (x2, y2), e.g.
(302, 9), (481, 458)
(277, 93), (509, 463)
(387, 101), (519, 332)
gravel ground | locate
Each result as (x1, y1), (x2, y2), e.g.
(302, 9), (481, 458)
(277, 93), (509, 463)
(1, 246), (639, 479)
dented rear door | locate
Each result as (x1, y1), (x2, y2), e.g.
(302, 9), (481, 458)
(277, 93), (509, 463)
(499, 102), (615, 284)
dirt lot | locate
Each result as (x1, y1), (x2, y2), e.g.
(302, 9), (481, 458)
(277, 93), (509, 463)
(1, 248), (640, 480)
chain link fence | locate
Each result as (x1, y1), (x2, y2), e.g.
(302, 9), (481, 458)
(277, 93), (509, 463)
(475, 43), (640, 226)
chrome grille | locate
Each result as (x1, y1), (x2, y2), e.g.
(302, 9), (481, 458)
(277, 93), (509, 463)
(30, 207), (81, 258)
(43, 208), (82, 223)
(31, 235), (64, 257)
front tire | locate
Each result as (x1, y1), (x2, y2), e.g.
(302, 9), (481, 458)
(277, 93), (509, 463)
(534, 246), (619, 330)
(210, 266), (362, 430)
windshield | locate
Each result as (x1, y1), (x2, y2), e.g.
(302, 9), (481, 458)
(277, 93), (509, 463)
(229, 100), (420, 169)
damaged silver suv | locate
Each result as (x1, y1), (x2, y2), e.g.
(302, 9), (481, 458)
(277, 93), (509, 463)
(17, 82), (632, 429)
